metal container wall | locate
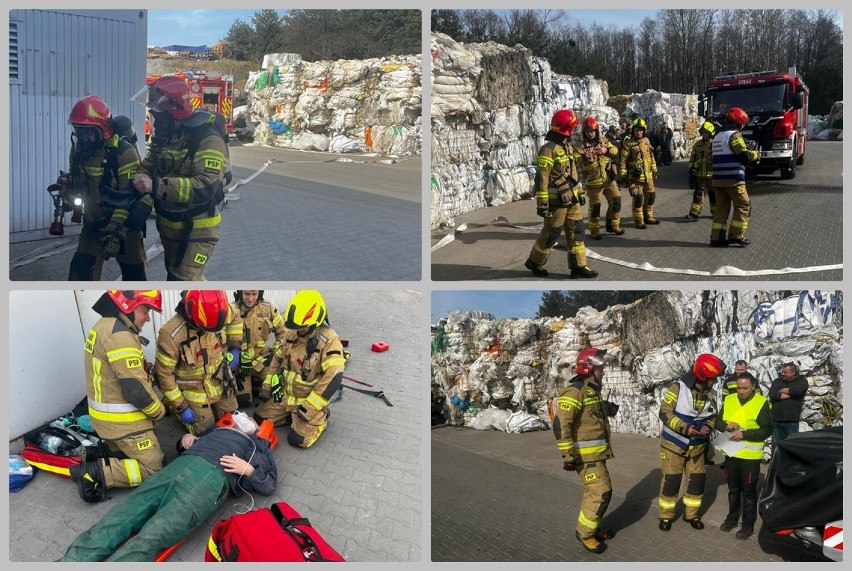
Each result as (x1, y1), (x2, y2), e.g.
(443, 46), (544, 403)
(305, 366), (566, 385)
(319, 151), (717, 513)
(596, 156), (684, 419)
(9, 9), (147, 238)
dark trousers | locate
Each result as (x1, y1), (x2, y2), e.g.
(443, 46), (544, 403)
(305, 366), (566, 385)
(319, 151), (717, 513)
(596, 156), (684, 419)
(723, 456), (761, 528)
(771, 420), (799, 450)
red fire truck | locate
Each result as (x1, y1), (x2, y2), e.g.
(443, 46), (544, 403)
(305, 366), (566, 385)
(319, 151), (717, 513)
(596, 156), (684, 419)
(698, 67), (808, 179)
(145, 71), (235, 139)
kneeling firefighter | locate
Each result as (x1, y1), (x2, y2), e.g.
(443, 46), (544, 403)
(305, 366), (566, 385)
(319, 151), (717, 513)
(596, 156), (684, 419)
(70, 290), (166, 502)
(154, 290), (243, 434)
(255, 290), (346, 448)
(233, 290), (288, 408)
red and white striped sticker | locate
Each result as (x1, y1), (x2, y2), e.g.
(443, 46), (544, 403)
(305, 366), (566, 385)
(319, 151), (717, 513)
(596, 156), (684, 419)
(824, 524), (843, 550)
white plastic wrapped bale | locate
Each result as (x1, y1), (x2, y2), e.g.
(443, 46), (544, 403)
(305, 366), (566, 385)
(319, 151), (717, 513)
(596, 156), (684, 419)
(469, 407), (512, 431)
(506, 410), (545, 433)
(551, 75), (611, 109)
(431, 161), (488, 228)
(262, 52), (302, 69)
(430, 32), (483, 121)
(752, 291), (842, 341)
(623, 90), (699, 160)
(634, 340), (697, 388)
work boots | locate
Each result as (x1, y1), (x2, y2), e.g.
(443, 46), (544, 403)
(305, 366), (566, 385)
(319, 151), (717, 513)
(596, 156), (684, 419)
(570, 266), (599, 279)
(524, 259), (548, 277)
(575, 531), (607, 554)
(644, 211), (661, 224)
(633, 215), (646, 229)
(69, 460), (108, 503)
(606, 218), (625, 235)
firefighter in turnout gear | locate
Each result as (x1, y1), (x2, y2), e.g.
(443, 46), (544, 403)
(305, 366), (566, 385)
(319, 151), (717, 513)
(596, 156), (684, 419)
(577, 117), (624, 239)
(70, 291), (166, 502)
(657, 353), (724, 531)
(685, 122), (716, 221)
(714, 372), (771, 540)
(524, 110), (598, 279)
(619, 118), (659, 228)
(233, 290), (288, 408)
(60, 96), (146, 281)
(131, 76), (229, 280)
(553, 348), (617, 554)
(710, 107), (759, 247)
(154, 290), (243, 434)
(255, 290), (346, 449)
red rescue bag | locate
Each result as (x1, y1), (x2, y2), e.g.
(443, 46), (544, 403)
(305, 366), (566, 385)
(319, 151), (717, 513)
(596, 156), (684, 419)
(20, 425), (88, 478)
(205, 502), (344, 562)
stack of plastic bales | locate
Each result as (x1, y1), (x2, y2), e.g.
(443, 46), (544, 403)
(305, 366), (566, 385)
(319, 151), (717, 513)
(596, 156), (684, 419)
(432, 291), (843, 448)
(245, 53), (421, 156)
(430, 32), (702, 229)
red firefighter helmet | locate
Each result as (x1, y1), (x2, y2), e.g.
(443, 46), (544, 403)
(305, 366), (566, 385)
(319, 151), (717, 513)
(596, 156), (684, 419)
(68, 95), (114, 139)
(725, 107), (749, 128)
(183, 290), (230, 331)
(577, 348), (607, 375)
(550, 109), (579, 136)
(107, 290), (163, 313)
(693, 353), (725, 381)
(582, 117), (599, 133)
(143, 76), (193, 121)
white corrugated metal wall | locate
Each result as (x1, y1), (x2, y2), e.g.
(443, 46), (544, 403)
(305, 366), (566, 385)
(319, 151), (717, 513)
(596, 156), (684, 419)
(9, 9), (148, 239)
(10, 289), (295, 440)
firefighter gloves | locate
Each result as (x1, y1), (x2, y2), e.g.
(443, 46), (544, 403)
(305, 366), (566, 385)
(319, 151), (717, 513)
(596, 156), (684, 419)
(99, 234), (121, 260)
(563, 460), (578, 472)
(536, 202), (550, 217)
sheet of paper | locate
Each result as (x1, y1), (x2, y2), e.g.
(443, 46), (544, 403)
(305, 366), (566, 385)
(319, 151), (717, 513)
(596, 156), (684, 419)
(712, 430), (747, 456)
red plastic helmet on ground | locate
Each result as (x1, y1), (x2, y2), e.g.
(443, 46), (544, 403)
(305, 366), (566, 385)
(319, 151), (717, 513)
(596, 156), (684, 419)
(725, 107), (749, 128)
(550, 110), (579, 136)
(184, 290), (230, 331)
(107, 290), (163, 313)
(144, 76), (193, 121)
(577, 348), (607, 375)
(68, 95), (114, 139)
(582, 117), (599, 133)
(693, 353), (725, 381)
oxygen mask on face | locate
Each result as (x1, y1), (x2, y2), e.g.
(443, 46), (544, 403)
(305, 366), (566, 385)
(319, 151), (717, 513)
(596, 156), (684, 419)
(232, 410), (257, 436)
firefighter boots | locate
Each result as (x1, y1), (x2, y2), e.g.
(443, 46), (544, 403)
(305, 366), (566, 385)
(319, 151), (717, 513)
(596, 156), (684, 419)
(575, 531), (607, 554)
(659, 519), (672, 531)
(684, 517), (705, 530)
(606, 218), (625, 235)
(570, 266), (599, 279)
(524, 259), (548, 277)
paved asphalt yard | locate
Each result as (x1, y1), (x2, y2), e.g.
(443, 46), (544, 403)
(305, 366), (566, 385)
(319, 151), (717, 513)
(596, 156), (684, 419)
(432, 426), (826, 562)
(10, 143), (421, 281)
(9, 291), (423, 562)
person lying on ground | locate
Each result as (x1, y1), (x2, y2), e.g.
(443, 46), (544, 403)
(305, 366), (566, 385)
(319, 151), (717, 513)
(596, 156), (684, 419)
(58, 412), (277, 562)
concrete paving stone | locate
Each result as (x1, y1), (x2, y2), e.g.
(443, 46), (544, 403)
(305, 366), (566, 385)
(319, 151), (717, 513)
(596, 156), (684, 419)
(341, 488), (380, 513)
(344, 539), (384, 562)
